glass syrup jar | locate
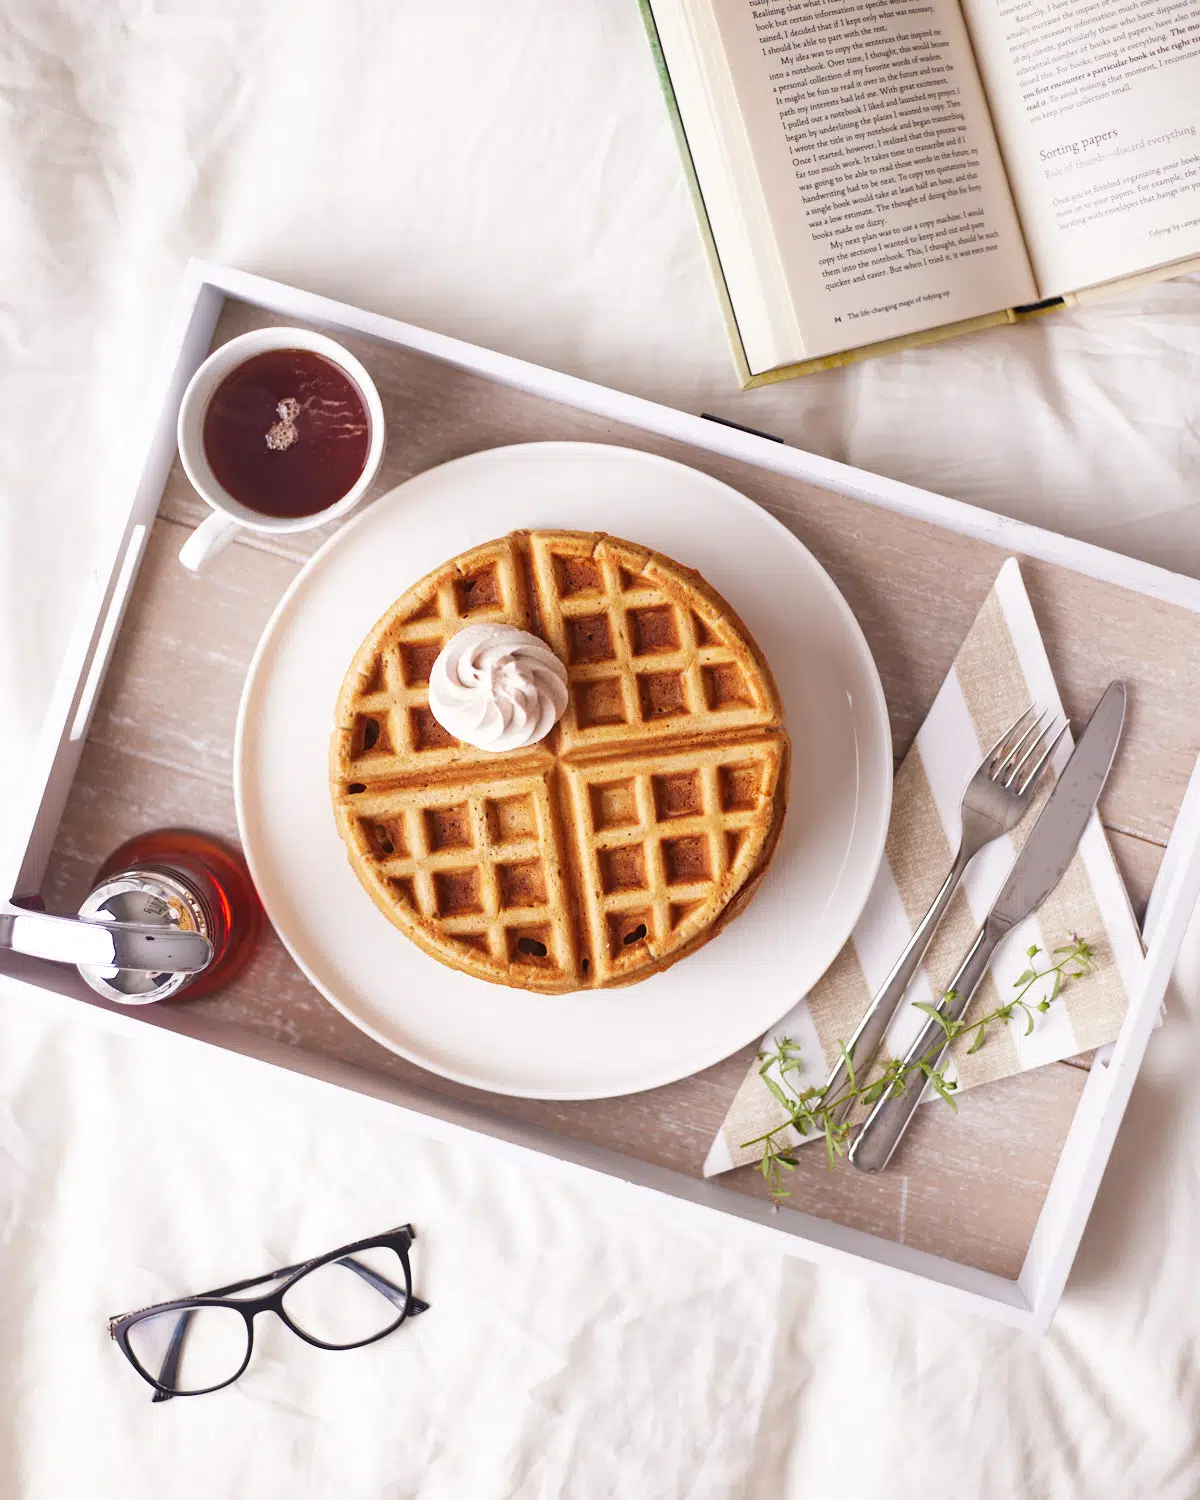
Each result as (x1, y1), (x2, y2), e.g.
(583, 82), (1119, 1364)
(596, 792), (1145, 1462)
(78, 830), (263, 1004)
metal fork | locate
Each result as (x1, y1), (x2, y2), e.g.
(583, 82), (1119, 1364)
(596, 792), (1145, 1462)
(822, 705), (1068, 1122)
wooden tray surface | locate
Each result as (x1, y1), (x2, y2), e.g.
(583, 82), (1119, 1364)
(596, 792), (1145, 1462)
(39, 299), (1198, 1279)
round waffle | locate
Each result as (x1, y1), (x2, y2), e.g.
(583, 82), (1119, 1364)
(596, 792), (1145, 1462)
(330, 530), (789, 993)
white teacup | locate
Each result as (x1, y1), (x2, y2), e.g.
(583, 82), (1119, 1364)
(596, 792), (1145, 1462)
(176, 327), (386, 572)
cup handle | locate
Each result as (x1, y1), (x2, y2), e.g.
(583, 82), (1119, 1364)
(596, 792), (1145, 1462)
(179, 510), (241, 573)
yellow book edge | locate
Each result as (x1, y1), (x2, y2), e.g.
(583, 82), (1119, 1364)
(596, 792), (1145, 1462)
(637, 0), (1200, 390)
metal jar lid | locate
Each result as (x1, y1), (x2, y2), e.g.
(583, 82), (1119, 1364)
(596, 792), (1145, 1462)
(76, 868), (212, 1003)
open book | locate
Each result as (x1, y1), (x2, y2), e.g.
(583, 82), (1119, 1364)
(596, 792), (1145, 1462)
(641, 0), (1200, 384)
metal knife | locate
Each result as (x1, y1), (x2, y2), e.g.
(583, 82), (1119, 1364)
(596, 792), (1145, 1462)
(848, 679), (1126, 1174)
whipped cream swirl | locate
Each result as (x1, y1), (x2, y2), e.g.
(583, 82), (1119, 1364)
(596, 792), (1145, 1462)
(428, 623), (568, 752)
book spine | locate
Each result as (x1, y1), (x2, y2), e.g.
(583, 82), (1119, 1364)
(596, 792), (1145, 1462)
(740, 310), (1018, 386)
(635, 1), (755, 388)
(1064, 253), (1200, 307)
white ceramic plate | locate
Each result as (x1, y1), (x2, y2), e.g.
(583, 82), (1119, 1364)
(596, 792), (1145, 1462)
(235, 443), (892, 1099)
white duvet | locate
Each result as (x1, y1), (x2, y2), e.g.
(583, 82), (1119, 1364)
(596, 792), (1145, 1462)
(2, 3), (1199, 1496)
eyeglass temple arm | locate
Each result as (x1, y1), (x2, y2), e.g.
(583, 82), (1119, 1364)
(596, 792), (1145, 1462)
(149, 1307), (195, 1404)
(334, 1256), (429, 1316)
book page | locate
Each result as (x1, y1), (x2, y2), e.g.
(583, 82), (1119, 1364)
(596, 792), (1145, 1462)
(649, 0), (810, 374)
(959, 0), (1200, 294)
(651, 0), (1037, 369)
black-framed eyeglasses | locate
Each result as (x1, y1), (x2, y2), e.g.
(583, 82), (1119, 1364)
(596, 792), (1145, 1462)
(108, 1224), (428, 1402)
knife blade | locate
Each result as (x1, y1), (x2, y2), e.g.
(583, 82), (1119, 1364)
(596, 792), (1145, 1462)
(848, 680), (1126, 1173)
(990, 679), (1126, 932)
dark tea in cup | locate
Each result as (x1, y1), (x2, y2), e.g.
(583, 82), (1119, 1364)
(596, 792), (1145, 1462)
(202, 348), (371, 519)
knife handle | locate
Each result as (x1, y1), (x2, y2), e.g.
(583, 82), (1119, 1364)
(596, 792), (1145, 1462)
(848, 915), (1008, 1174)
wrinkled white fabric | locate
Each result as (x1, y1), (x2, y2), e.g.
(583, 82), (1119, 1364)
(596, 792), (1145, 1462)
(1, 1), (1200, 1496)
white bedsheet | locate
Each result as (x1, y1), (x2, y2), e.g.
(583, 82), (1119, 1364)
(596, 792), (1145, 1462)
(2, 2), (1200, 1495)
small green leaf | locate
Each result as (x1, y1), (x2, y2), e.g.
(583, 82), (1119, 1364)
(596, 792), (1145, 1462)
(1014, 968), (1036, 987)
(1027, 944), (1040, 959)
(911, 1001), (953, 1037)
(888, 1068), (910, 1097)
(761, 1074), (791, 1109)
(927, 1069), (959, 1111)
(1037, 999), (1050, 1012)
(967, 1025), (988, 1054)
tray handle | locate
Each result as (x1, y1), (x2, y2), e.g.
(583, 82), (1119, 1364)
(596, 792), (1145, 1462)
(70, 524), (148, 743)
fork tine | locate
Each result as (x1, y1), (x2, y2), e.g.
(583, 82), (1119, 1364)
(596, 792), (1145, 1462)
(984, 705), (1036, 768)
(1003, 714), (1062, 787)
(1016, 721), (1070, 795)
(993, 708), (1051, 781)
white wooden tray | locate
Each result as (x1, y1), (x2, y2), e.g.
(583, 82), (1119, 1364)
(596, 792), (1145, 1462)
(3, 260), (1199, 1333)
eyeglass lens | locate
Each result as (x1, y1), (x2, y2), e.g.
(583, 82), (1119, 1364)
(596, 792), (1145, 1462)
(127, 1304), (249, 1394)
(281, 1246), (408, 1346)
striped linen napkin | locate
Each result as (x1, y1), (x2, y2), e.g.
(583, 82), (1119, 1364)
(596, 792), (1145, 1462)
(704, 557), (1144, 1178)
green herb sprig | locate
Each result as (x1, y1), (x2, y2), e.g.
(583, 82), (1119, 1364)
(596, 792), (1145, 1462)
(745, 936), (1095, 1199)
